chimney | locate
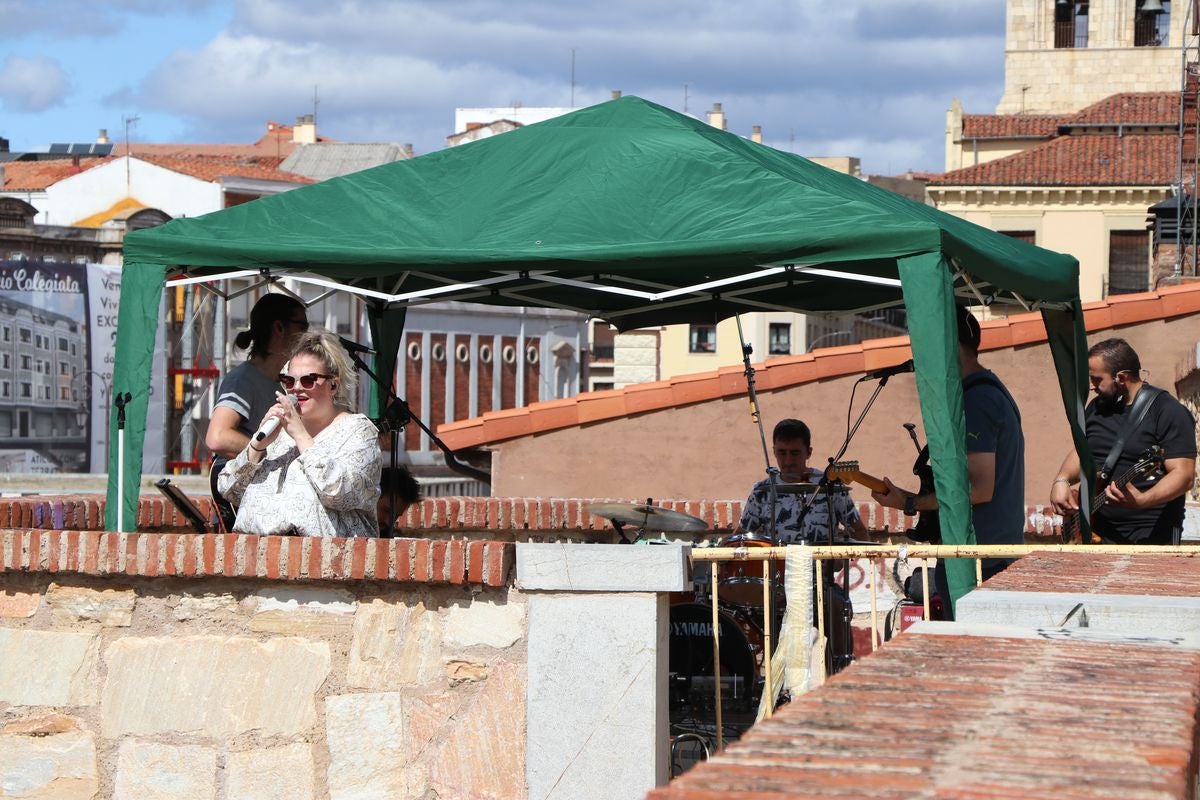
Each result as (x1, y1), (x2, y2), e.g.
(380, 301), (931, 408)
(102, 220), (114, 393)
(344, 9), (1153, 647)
(402, 144), (414, 158)
(292, 114), (317, 144)
(611, 90), (622, 100)
(0, 136), (8, 153)
(751, 125), (762, 144)
(466, 122), (484, 131)
(96, 128), (110, 145)
(706, 102), (726, 131)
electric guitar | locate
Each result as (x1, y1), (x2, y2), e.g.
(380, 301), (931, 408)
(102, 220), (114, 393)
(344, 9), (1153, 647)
(1060, 445), (1165, 543)
(827, 460), (940, 542)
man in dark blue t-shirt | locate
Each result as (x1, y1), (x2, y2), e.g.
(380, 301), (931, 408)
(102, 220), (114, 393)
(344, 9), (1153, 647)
(872, 307), (1025, 614)
(1050, 338), (1196, 545)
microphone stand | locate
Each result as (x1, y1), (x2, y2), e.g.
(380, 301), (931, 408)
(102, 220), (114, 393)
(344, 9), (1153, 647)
(793, 371), (895, 672)
(343, 346), (490, 537)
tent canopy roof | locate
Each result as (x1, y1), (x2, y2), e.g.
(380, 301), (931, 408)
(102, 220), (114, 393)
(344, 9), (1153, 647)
(124, 96), (1078, 326)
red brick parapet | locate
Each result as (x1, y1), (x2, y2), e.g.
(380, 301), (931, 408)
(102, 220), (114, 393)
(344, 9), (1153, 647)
(0, 494), (1072, 538)
(0, 529), (513, 587)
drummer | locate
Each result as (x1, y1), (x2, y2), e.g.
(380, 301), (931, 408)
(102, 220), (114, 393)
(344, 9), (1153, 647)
(738, 418), (868, 544)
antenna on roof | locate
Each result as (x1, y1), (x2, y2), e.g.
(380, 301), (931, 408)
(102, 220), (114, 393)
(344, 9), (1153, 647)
(122, 114), (140, 193)
(570, 48), (576, 106)
(313, 85), (320, 125)
(683, 83), (690, 114)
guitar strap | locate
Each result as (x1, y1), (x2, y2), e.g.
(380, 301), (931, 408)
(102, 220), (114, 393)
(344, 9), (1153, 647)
(1096, 384), (1162, 485)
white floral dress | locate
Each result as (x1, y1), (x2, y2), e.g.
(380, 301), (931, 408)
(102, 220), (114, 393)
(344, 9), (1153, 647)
(218, 413), (382, 537)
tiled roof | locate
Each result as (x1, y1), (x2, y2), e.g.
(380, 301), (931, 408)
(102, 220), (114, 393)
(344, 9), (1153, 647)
(0, 154), (310, 191)
(136, 154), (313, 185)
(0, 159), (106, 191)
(110, 121), (334, 161)
(962, 113), (1063, 139)
(437, 282), (1200, 450)
(931, 131), (1176, 186)
(279, 143), (410, 181)
(1068, 91), (1177, 126)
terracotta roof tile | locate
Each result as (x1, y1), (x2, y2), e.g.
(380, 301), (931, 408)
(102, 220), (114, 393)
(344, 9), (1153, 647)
(0, 159), (107, 191)
(136, 154), (313, 185)
(931, 132), (1176, 186)
(962, 113), (1063, 139)
(1068, 91), (1178, 126)
(111, 121), (334, 161)
(437, 281), (1200, 450)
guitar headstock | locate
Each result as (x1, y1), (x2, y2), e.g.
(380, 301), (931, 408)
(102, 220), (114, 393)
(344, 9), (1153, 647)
(828, 460), (860, 482)
(1131, 445), (1166, 481)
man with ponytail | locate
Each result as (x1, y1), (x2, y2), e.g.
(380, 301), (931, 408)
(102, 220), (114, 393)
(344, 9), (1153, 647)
(205, 293), (308, 531)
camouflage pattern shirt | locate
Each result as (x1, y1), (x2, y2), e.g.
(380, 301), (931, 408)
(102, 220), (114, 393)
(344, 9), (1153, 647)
(739, 468), (861, 544)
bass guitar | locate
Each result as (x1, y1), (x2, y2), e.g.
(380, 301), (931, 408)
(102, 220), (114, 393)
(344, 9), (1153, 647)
(1060, 445), (1165, 543)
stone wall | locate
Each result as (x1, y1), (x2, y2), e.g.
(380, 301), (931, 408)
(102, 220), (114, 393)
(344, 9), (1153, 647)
(0, 533), (524, 800)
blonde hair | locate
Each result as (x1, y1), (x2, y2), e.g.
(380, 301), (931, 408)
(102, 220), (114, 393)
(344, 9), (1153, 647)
(290, 329), (357, 412)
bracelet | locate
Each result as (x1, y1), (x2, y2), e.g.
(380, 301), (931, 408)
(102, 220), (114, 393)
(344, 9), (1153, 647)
(249, 444), (266, 452)
(1052, 478), (1070, 485)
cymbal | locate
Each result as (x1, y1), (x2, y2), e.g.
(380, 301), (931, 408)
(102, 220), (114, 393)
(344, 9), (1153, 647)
(586, 502), (708, 532)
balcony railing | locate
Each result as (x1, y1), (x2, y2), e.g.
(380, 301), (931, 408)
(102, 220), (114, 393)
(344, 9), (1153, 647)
(1054, 21), (1088, 48)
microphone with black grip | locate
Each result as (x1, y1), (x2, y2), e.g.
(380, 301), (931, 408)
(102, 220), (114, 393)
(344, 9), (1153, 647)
(866, 359), (914, 381)
(254, 394), (297, 441)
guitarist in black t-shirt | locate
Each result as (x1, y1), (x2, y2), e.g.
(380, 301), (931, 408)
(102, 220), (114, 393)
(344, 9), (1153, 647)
(1050, 338), (1197, 545)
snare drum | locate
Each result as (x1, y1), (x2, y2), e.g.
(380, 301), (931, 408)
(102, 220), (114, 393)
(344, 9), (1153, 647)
(715, 533), (785, 610)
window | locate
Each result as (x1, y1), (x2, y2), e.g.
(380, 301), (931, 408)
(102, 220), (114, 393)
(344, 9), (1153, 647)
(18, 328), (30, 344)
(1000, 230), (1036, 245)
(1055, 0), (1088, 48)
(59, 387), (70, 401)
(19, 383), (30, 398)
(768, 323), (792, 355)
(1135, 0), (1170, 47)
(1, 326), (8, 342)
(58, 337), (68, 352)
(1, 382), (9, 398)
(59, 362), (68, 376)
(19, 355), (30, 370)
(1108, 230), (1149, 295)
(689, 324), (717, 353)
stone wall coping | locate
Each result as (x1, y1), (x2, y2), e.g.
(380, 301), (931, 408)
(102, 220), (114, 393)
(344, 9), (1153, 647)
(515, 542), (691, 592)
(0, 529), (513, 587)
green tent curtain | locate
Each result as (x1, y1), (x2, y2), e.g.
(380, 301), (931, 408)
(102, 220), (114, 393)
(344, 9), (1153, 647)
(107, 96), (1091, 609)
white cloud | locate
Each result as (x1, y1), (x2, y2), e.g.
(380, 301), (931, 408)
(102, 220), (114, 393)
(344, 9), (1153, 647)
(107, 0), (1006, 172)
(0, 55), (71, 112)
(0, 0), (216, 39)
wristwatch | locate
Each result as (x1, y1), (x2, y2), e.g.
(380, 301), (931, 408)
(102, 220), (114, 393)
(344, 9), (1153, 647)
(903, 494), (917, 517)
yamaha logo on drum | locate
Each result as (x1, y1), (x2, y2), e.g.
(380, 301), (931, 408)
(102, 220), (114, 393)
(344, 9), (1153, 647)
(671, 620), (720, 638)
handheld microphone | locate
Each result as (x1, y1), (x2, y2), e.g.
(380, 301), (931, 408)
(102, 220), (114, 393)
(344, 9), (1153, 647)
(866, 359), (915, 381)
(338, 336), (375, 355)
(254, 394), (297, 441)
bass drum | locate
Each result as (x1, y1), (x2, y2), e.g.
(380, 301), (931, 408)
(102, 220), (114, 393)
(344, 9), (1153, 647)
(715, 533), (785, 610)
(668, 602), (763, 711)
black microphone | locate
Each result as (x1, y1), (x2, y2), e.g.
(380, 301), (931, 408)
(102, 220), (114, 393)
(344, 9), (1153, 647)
(338, 336), (375, 355)
(866, 359), (914, 381)
(254, 394), (298, 441)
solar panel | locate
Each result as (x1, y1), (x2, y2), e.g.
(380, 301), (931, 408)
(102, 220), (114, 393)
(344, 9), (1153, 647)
(48, 144), (69, 154)
(94, 144), (113, 156)
(69, 144), (90, 154)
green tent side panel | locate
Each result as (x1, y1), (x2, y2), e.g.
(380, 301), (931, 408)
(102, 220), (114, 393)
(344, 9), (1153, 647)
(1043, 304), (1095, 537)
(105, 262), (166, 531)
(365, 304), (408, 421)
(897, 252), (976, 613)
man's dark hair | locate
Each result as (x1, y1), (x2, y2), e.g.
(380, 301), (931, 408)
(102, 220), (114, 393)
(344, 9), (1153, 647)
(1088, 338), (1141, 377)
(772, 418), (810, 447)
(381, 466), (422, 506)
(957, 306), (981, 355)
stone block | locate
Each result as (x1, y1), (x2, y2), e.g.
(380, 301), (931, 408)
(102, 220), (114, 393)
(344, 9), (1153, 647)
(956, 590), (1200, 638)
(429, 660), (526, 799)
(101, 636), (330, 737)
(0, 629), (99, 707)
(442, 599), (524, 649)
(226, 743), (314, 800)
(113, 741), (216, 800)
(526, 593), (667, 799)
(517, 543), (690, 592)
(46, 582), (135, 627)
(325, 691), (456, 800)
(0, 575), (42, 618)
(170, 594), (239, 621)
(249, 586), (356, 636)
(446, 660), (489, 686)
(347, 596), (443, 689)
(0, 719), (97, 800)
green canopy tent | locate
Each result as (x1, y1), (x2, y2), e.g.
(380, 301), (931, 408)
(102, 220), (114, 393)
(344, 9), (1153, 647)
(112, 96), (1092, 610)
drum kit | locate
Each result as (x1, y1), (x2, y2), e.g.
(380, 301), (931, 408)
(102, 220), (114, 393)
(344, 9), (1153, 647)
(586, 495), (858, 758)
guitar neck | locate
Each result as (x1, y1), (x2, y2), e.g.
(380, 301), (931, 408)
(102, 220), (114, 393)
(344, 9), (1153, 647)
(832, 469), (888, 494)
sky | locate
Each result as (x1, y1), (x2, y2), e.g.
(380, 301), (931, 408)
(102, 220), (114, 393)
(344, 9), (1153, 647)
(0, 0), (1006, 175)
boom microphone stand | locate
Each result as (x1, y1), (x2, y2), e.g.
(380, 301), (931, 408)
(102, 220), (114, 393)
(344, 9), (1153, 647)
(794, 367), (899, 672)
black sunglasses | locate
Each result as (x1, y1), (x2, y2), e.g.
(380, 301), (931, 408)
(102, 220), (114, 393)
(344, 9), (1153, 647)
(285, 318), (309, 330)
(278, 372), (333, 390)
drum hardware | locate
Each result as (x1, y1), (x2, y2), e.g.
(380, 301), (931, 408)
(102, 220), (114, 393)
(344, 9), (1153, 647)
(586, 499), (708, 543)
